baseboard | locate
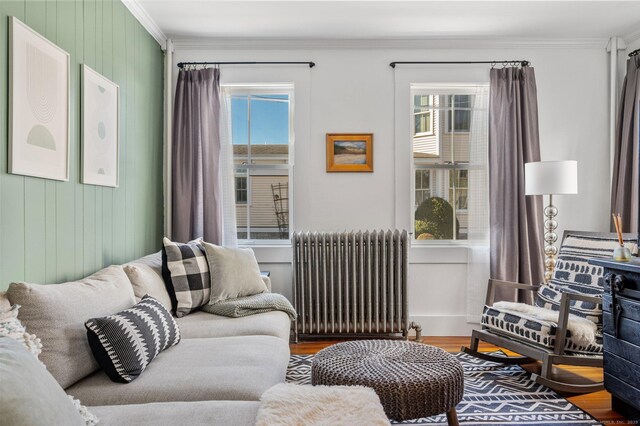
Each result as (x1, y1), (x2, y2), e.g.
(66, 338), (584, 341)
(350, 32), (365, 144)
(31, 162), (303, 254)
(288, 316), (479, 341)
(408, 315), (478, 336)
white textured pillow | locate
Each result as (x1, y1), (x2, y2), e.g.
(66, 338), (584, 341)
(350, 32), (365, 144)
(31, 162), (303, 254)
(0, 291), (10, 312)
(201, 241), (268, 304)
(0, 304), (42, 358)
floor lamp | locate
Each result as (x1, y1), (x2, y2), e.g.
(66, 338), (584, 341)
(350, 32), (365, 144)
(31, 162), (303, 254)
(525, 160), (578, 282)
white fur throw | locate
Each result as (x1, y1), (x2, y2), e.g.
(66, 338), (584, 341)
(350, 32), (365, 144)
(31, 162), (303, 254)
(256, 383), (390, 426)
(493, 301), (597, 346)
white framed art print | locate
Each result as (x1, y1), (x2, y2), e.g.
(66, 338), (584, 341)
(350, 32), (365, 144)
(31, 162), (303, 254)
(82, 65), (120, 187)
(9, 16), (70, 181)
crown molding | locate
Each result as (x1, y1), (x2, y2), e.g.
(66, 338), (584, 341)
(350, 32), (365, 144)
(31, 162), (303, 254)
(171, 37), (610, 51)
(122, 0), (167, 47)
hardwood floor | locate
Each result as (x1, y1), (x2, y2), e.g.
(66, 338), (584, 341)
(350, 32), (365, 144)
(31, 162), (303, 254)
(290, 336), (635, 425)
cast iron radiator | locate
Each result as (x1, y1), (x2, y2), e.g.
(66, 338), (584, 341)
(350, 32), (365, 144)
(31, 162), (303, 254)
(292, 229), (420, 341)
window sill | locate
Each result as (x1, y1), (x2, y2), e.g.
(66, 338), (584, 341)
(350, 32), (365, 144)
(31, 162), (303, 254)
(410, 244), (469, 264)
(239, 244), (292, 263)
(241, 242), (472, 264)
(238, 241), (291, 247)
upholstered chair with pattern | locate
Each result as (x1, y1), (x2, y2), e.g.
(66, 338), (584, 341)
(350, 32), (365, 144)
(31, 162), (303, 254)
(463, 231), (635, 394)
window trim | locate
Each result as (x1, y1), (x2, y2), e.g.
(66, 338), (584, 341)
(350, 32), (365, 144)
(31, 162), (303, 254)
(223, 84), (294, 246)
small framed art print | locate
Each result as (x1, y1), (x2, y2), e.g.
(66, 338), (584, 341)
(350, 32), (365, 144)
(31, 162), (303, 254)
(326, 133), (373, 173)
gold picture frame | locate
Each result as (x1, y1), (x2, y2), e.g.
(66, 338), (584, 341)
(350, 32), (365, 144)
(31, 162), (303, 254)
(326, 133), (373, 172)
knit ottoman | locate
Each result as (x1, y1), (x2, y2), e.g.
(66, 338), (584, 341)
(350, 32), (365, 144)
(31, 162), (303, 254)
(311, 340), (464, 424)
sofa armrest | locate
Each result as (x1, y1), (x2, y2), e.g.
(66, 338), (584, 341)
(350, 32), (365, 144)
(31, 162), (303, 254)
(262, 276), (272, 292)
(485, 279), (540, 306)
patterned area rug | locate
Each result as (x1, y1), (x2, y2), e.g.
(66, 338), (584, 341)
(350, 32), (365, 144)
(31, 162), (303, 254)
(286, 351), (602, 426)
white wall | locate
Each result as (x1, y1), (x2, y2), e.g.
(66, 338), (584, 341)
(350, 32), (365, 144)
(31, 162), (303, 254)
(173, 43), (611, 335)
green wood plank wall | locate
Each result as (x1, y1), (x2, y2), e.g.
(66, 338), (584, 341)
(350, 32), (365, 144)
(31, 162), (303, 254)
(0, 1), (164, 290)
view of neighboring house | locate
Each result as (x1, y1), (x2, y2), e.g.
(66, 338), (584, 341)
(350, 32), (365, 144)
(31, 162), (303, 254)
(233, 144), (289, 240)
(230, 91), (292, 241)
(413, 93), (473, 239)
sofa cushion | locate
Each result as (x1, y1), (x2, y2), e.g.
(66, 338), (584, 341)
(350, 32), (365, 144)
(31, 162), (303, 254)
(89, 400), (260, 426)
(162, 238), (210, 317)
(201, 241), (268, 305)
(66, 335), (290, 406)
(0, 310), (98, 425)
(0, 337), (85, 426)
(124, 252), (172, 311)
(481, 304), (602, 354)
(85, 296), (181, 383)
(6, 265), (136, 388)
(176, 310), (291, 341)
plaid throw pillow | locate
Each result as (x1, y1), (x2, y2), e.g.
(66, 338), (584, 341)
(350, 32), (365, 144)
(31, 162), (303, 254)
(161, 238), (210, 317)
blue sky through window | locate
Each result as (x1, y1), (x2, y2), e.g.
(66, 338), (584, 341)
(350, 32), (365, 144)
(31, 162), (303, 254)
(231, 94), (289, 145)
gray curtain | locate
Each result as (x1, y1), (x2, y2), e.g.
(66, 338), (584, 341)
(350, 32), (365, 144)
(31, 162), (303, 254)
(611, 55), (640, 233)
(171, 68), (222, 243)
(489, 67), (545, 301)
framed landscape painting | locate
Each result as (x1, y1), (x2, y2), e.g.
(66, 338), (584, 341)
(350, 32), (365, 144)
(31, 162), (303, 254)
(9, 17), (70, 181)
(82, 65), (119, 187)
(326, 133), (373, 172)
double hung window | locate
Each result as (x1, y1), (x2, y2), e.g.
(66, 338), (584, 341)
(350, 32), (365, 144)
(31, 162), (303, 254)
(226, 85), (294, 242)
(411, 86), (487, 241)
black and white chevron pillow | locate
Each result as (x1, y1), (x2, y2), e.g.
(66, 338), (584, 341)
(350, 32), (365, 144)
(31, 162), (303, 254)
(85, 295), (181, 383)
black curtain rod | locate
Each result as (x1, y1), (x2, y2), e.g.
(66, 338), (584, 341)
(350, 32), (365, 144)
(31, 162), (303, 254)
(177, 61), (315, 69)
(389, 60), (530, 68)
(630, 48), (639, 57)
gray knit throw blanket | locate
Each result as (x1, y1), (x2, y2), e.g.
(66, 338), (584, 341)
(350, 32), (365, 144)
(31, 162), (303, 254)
(201, 293), (297, 320)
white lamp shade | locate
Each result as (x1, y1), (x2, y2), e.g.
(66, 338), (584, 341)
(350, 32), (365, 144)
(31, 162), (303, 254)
(525, 160), (578, 195)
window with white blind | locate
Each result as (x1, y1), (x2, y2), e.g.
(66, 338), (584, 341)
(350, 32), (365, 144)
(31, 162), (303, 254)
(411, 85), (488, 242)
(225, 85), (293, 242)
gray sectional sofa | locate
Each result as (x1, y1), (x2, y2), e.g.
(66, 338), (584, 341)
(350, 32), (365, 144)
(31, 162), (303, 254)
(0, 251), (292, 426)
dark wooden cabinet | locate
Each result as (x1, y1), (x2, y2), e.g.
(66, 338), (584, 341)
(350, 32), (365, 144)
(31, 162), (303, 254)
(590, 258), (640, 420)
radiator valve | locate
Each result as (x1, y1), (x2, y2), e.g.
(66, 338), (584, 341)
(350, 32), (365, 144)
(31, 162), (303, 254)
(409, 321), (422, 341)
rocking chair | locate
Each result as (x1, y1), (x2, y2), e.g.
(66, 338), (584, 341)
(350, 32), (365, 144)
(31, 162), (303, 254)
(462, 231), (636, 394)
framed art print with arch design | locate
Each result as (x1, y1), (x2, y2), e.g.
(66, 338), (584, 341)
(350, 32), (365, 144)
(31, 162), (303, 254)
(9, 16), (70, 181)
